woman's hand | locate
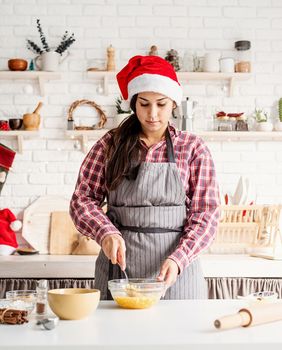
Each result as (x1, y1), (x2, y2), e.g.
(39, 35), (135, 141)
(101, 234), (126, 270)
(157, 259), (179, 288)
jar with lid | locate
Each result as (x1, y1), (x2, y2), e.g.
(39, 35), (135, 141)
(36, 279), (48, 319)
(235, 40), (251, 73)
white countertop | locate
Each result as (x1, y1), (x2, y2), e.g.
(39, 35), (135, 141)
(1, 254), (282, 278)
(1, 300), (282, 349)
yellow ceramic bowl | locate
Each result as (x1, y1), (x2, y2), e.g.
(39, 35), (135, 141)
(48, 288), (100, 320)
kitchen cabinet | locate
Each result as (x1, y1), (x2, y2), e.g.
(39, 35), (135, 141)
(0, 300), (282, 349)
(0, 71), (62, 96)
(0, 130), (39, 153)
(87, 70), (251, 97)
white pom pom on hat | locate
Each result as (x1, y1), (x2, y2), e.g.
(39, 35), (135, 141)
(10, 220), (22, 232)
(116, 55), (183, 106)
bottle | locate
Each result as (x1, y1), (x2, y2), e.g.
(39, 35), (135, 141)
(36, 279), (48, 319)
(235, 40), (251, 73)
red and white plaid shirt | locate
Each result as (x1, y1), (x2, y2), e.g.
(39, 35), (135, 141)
(70, 124), (220, 273)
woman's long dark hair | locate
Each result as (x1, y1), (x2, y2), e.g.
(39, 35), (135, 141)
(105, 95), (141, 191)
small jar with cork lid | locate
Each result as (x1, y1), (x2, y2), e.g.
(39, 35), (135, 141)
(235, 40), (251, 73)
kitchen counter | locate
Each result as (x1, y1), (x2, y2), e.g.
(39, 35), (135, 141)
(1, 300), (282, 349)
(1, 254), (282, 278)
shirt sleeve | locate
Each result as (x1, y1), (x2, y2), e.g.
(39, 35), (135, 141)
(69, 132), (121, 246)
(168, 137), (220, 274)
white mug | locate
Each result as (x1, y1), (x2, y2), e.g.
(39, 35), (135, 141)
(219, 57), (235, 73)
(35, 51), (69, 71)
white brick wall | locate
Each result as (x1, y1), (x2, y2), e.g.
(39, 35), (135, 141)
(0, 0), (282, 215)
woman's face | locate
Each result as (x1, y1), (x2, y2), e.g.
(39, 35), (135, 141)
(135, 92), (175, 135)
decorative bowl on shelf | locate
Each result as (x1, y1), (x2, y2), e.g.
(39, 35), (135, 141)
(8, 118), (23, 130)
(48, 288), (100, 320)
(8, 59), (28, 71)
(108, 278), (165, 309)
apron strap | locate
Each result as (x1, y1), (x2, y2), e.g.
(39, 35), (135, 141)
(165, 128), (176, 163)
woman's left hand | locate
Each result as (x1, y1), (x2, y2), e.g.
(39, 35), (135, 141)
(157, 258), (179, 288)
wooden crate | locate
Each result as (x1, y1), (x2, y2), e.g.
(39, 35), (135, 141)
(208, 205), (282, 256)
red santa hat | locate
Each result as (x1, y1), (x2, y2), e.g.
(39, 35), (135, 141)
(116, 55), (183, 106)
(0, 208), (21, 255)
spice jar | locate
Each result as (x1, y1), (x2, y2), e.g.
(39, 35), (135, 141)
(235, 40), (251, 73)
(36, 279), (48, 318)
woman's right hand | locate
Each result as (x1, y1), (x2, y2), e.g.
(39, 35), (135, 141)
(101, 234), (126, 271)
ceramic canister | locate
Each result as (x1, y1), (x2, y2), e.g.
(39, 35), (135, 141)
(219, 57), (235, 73)
(203, 52), (220, 72)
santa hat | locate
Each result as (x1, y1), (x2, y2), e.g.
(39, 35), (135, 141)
(0, 208), (21, 255)
(116, 55), (183, 106)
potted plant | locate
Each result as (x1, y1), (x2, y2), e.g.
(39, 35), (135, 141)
(252, 108), (273, 132)
(26, 19), (76, 71)
(274, 98), (282, 131)
(114, 96), (132, 127)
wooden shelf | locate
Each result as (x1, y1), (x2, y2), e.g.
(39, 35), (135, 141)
(196, 131), (282, 141)
(178, 72), (251, 97)
(65, 129), (110, 153)
(0, 130), (39, 153)
(86, 71), (251, 97)
(0, 71), (62, 96)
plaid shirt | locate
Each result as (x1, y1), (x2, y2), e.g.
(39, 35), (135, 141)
(70, 124), (220, 274)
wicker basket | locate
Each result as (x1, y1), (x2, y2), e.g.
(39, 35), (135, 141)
(208, 205), (282, 255)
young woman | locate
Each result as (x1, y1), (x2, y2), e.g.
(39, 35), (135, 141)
(70, 55), (220, 300)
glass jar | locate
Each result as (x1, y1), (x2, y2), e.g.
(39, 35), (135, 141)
(36, 279), (48, 319)
(235, 40), (251, 73)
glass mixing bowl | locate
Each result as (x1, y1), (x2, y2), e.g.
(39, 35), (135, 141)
(108, 278), (166, 309)
(6, 290), (37, 314)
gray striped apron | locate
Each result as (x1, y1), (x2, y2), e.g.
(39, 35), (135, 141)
(94, 129), (207, 300)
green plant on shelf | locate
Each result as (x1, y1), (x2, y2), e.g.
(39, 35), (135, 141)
(252, 108), (269, 123)
(279, 98), (282, 122)
(115, 96), (131, 114)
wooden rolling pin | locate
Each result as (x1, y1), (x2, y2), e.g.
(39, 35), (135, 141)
(214, 302), (282, 330)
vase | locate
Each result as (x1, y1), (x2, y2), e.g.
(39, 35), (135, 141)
(256, 121), (273, 132)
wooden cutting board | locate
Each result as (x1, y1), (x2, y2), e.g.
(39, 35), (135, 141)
(49, 211), (79, 255)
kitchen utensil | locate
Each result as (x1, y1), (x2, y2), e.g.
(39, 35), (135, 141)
(22, 196), (71, 254)
(23, 102), (43, 131)
(6, 290), (37, 314)
(214, 301), (282, 330)
(16, 248), (39, 255)
(8, 59), (28, 71)
(8, 118), (23, 130)
(49, 211), (79, 255)
(47, 288), (100, 320)
(36, 316), (59, 330)
(237, 291), (278, 303)
(108, 278), (165, 309)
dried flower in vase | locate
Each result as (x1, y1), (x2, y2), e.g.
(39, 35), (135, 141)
(26, 18), (76, 56)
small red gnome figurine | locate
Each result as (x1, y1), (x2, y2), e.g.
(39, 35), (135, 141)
(0, 208), (22, 255)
